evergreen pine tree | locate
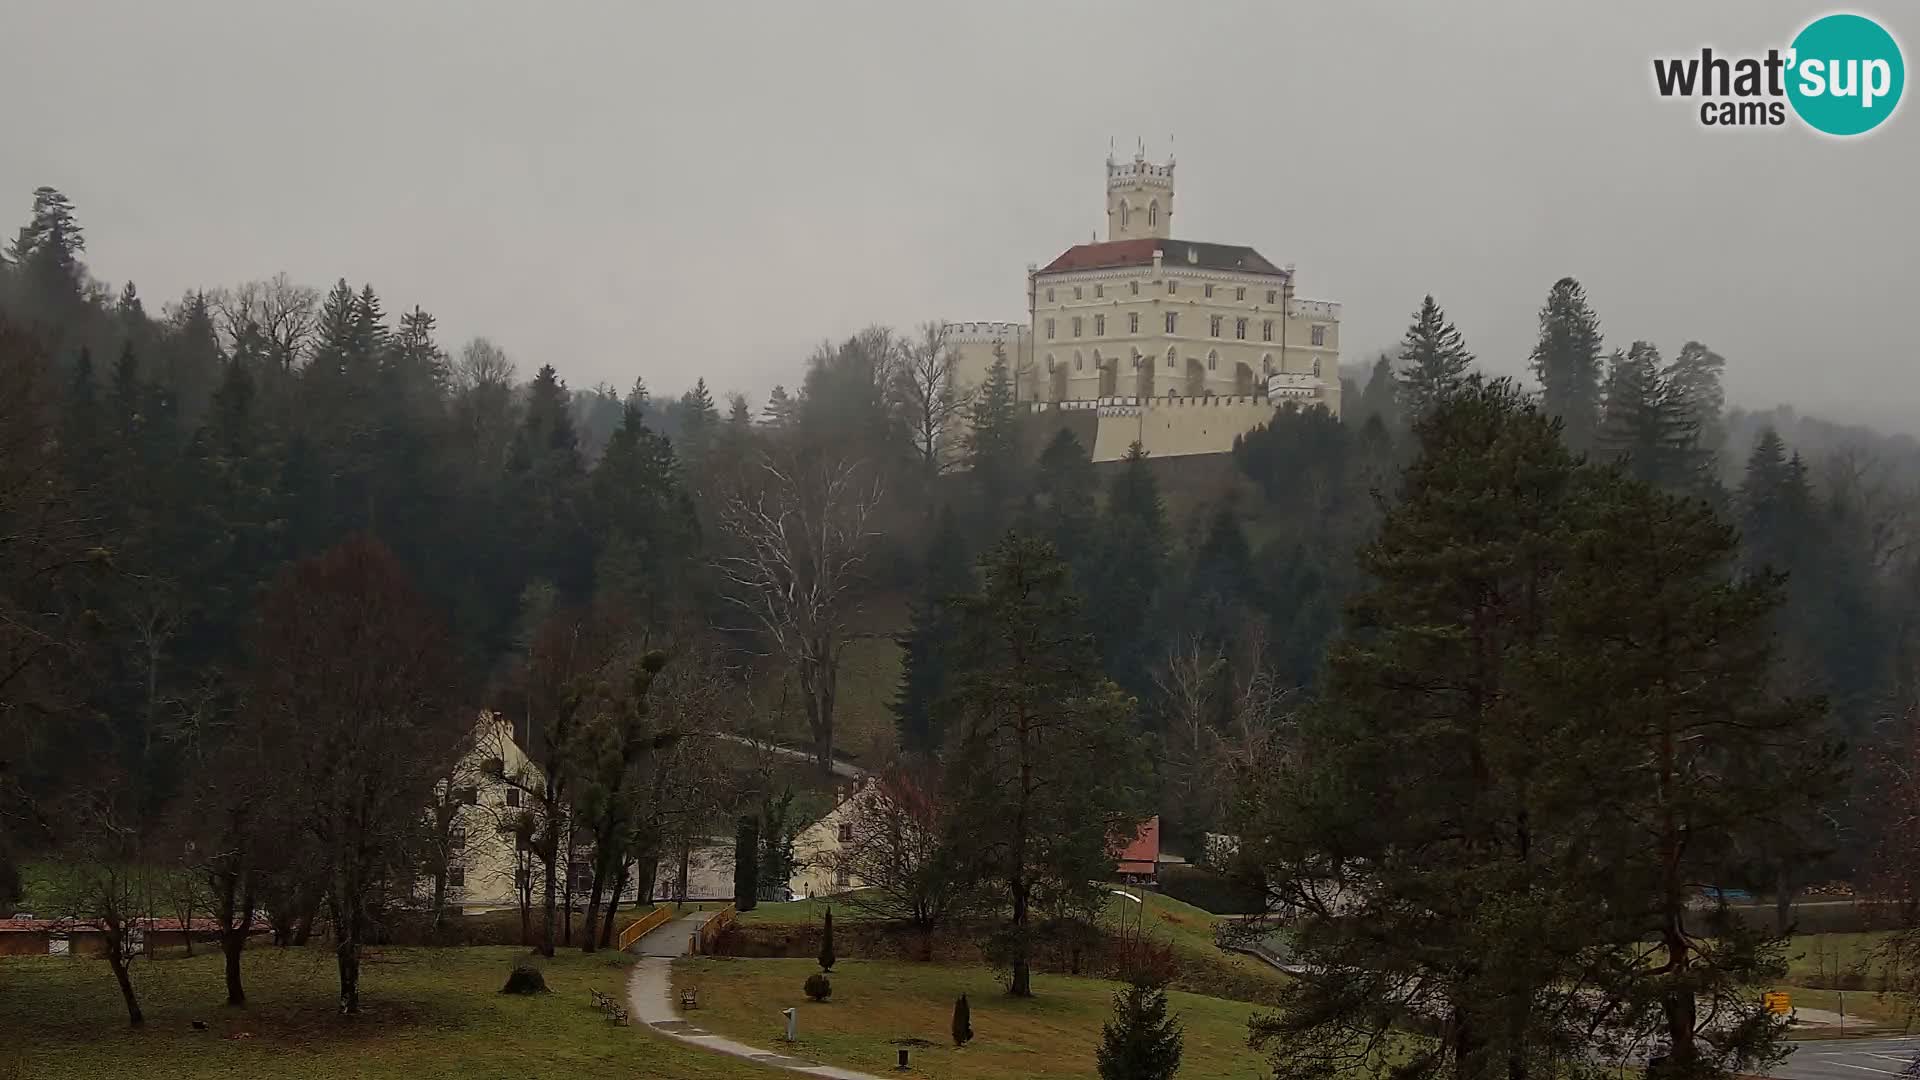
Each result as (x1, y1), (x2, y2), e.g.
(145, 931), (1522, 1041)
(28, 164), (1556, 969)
(1597, 341), (1705, 493)
(590, 396), (696, 619)
(964, 347), (1021, 536)
(1085, 442), (1168, 694)
(1096, 982), (1185, 1080)
(952, 993), (973, 1046)
(893, 506), (971, 755)
(818, 907), (835, 972)
(1529, 277), (1605, 452)
(1025, 429), (1097, 581)
(734, 816), (759, 911)
(762, 384), (797, 428)
(1355, 352), (1401, 431)
(1666, 341), (1727, 460)
(676, 377), (719, 463)
(1394, 294), (1474, 419)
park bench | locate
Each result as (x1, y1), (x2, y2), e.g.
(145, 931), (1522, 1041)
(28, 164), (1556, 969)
(590, 988), (628, 1024)
(679, 987), (698, 1010)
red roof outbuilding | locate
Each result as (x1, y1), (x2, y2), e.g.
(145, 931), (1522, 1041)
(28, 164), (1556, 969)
(1113, 816), (1161, 877)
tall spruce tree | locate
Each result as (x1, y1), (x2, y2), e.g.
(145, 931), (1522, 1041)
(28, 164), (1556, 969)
(893, 506), (971, 755)
(1394, 294), (1474, 419)
(1025, 428), (1097, 582)
(1096, 982), (1185, 1080)
(1086, 442), (1169, 697)
(1529, 277), (1605, 452)
(1597, 341), (1705, 493)
(940, 534), (1145, 997)
(964, 347), (1021, 536)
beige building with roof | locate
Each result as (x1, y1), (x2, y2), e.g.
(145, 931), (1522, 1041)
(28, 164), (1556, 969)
(945, 151), (1341, 462)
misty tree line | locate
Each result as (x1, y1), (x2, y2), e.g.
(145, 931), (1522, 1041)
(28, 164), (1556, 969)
(6, 183), (1920, 1078)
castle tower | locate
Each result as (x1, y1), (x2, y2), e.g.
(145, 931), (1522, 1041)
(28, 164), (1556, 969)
(1105, 148), (1174, 242)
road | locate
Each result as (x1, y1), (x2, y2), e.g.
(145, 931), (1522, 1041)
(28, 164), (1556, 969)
(712, 732), (867, 780)
(1769, 1037), (1920, 1080)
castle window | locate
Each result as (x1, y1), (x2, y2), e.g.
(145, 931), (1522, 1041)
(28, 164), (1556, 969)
(1120, 202), (1130, 229)
(1130, 281), (1139, 296)
(1313, 357), (1323, 377)
(1208, 351), (1218, 371)
(1266, 289), (1277, 305)
(1074, 285), (1083, 300)
(451, 825), (467, 849)
(1262, 320), (1273, 342)
(1311, 324), (1327, 347)
(838, 822), (853, 843)
(1209, 315), (1222, 338)
(1129, 312), (1139, 334)
(1235, 318), (1247, 340)
(1165, 312), (1177, 334)
(449, 866), (466, 888)
(1204, 284), (1214, 299)
(1072, 316), (1083, 338)
(1046, 318), (1056, 340)
(1094, 314), (1105, 336)
(1095, 284), (1104, 299)
(1167, 280), (1177, 295)
(1132, 353), (1141, 370)
(1075, 352), (1083, 371)
(1166, 347), (1177, 369)
(1046, 287), (1055, 303)
(1149, 201), (1159, 227)
(1236, 287), (1246, 301)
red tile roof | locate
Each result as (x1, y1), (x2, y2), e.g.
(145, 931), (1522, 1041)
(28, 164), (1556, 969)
(1113, 816), (1161, 874)
(1038, 239), (1287, 277)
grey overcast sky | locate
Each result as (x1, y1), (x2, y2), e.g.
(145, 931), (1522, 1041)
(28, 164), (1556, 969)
(2, 1), (1913, 430)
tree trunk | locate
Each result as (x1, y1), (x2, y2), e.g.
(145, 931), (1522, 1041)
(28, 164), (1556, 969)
(222, 877), (255, 1006)
(431, 868), (448, 933)
(1775, 866), (1796, 937)
(802, 650), (839, 774)
(336, 939), (360, 1014)
(676, 843), (691, 906)
(581, 857), (606, 954)
(540, 846), (557, 958)
(599, 861), (629, 949)
(105, 929), (143, 1026)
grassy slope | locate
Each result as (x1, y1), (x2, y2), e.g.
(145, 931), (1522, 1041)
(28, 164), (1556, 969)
(673, 956), (1272, 1080)
(0, 946), (781, 1080)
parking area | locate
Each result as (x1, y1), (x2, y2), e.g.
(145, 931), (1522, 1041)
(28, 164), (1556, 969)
(1771, 1037), (1920, 1080)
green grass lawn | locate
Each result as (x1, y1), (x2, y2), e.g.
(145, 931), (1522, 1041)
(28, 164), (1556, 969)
(1785, 931), (1890, 985)
(673, 956), (1276, 1079)
(0, 945), (782, 1079)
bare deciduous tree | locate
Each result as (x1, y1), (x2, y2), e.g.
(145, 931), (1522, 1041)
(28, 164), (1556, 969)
(717, 452), (881, 772)
(210, 273), (318, 372)
(830, 764), (972, 958)
(894, 322), (971, 480)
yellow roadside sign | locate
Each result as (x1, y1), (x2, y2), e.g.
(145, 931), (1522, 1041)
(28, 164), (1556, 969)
(1764, 991), (1791, 1015)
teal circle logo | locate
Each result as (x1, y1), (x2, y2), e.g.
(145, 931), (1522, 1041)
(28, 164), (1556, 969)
(1787, 13), (1904, 135)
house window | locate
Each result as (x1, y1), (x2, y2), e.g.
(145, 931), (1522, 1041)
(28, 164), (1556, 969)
(1165, 312), (1177, 334)
(1266, 289), (1277, 304)
(1128, 312), (1139, 334)
(1075, 353), (1083, 371)
(1312, 324), (1327, 347)
(1072, 316), (1082, 338)
(1046, 287), (1055, 302)
(1094, 314), (1105, 336)
(1209, 315), (1222, 337)
(835, 867), (851, 888)
(1167, 280), (1177, 295)
(1208, 351), (1218, 371)
(1166, 348), (1177, 369)
(1148, 201), (1159, 227)
(451, 825), (467, 850)
(837, 822), (853, 843)
(1095, 284), (1104, 299)
(505, 789), (520, 808)
(460, 786), (478, 806)
(1046, 318), (1056, 340)
(1313, 357), (1323, 377)
(1131, 354), (1141, 369)
(516, 866), (531, 890)
(449, 866), (466, 888)
(1074, 285), (1083, 300)
(1262, 320), (1273, 342)
(1129, 281), (1139, 295)
(1236, 287), (1246, 301)
(1204, 283), (1214, 299)
(1235, 318), (1247, 340)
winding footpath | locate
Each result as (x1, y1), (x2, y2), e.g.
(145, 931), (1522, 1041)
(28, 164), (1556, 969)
(625, 908), (885, 1080)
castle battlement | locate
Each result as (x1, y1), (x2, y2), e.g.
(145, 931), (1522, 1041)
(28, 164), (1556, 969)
(942, 320), (1027, 344)
(1289, 298), (1342, 320)
(1106, 155), (1175, 191)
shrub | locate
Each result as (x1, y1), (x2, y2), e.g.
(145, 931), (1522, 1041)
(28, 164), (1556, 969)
(500, 962), (549, 995)
(952, 993), (973, 1047)
(804, 973), (832, 1001)
(818, 907), (835, 972)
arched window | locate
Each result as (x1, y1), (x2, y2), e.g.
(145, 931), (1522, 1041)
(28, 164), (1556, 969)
(1120, 201), (1130, 230)
(1313, 357), (1322, 377)
(1075, 350), (1083, 371)
(1262, 353), (1274, 375)
(1148, 201), (1159, 228)
(1046, 353), (1056, 371)
(1207, 349), (1218, 371)
(1166, 347), (1177, 369)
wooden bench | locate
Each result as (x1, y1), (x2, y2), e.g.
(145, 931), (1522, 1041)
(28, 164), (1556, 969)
(590, 988), (628, 1024)
(679, 987), (698, 1010)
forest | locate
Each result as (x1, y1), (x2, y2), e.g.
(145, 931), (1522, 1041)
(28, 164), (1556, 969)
(5, 182), (1920, 1076)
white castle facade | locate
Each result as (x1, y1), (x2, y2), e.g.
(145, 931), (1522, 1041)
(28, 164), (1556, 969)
(944, 152), (1341, 462)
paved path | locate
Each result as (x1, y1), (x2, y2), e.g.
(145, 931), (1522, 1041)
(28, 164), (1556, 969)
(626, 941), (886, 1080)
(1768, 1036), (1920, 1080)
(713, 733), (868, 780)
(632, 908), (720, 958)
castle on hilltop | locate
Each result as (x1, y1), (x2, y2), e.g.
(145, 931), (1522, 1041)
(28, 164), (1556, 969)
(944, 150), (1341, 462)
